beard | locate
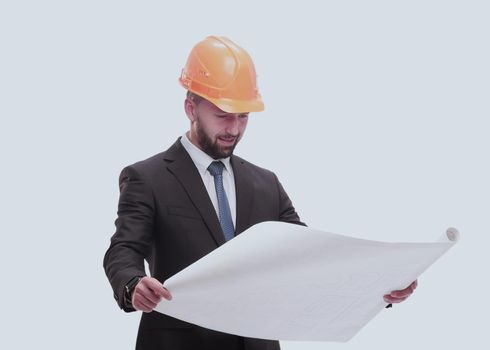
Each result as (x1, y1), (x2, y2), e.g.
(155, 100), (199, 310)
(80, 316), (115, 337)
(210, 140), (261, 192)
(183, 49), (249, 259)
(194, 120), (240, 159)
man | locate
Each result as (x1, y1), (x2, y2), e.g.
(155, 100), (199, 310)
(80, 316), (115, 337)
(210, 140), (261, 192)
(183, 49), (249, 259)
(103, 36), (416, 350)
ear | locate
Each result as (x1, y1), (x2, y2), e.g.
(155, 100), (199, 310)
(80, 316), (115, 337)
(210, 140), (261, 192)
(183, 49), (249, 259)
(184, 98), (197, 122)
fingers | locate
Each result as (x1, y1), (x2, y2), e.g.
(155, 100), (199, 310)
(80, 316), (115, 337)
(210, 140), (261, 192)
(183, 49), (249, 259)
(132, 277), (173, 313)
(383, 279), (418, 304)
(133, 294), (156, 313)
(383, 294), (408, 303)
(143, 277), (173, 301)
(392, 279), (417, 297)
(139, 283), (162, 304)
(391, 286), (412, 298)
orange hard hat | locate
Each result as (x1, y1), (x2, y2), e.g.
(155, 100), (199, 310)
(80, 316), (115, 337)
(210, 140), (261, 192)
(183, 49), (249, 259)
(179, 36), (264, 113)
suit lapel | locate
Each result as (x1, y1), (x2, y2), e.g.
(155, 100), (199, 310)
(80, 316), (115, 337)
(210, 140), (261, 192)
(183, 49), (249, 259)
(164, 139), (226, 246)
(231, 155), (255, 235)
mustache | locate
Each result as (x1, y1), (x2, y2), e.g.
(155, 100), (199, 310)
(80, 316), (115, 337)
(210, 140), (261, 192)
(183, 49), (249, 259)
(216, 134), (239, 139)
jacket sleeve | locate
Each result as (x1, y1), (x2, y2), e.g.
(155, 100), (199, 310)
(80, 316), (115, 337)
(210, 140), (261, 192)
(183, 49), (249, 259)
(103, 165), (154, 311)
(273, 173), (307, 227)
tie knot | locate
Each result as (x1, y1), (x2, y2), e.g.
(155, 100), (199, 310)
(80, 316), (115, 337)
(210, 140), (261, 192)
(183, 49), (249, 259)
(208, 161), (225, 177)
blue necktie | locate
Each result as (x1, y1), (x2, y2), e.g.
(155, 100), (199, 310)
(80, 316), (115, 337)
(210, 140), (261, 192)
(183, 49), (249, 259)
(207, 161), (235, 241)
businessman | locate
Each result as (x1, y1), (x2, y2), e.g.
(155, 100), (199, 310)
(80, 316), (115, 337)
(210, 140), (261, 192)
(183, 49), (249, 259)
(103, 35), (417, 350)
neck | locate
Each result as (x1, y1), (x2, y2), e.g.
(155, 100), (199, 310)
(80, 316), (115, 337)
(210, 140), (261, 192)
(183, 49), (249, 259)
(186, 130), (203, 151)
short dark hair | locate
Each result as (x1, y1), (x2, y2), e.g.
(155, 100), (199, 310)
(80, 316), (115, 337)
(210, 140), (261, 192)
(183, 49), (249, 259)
(186, 91), (204, 105)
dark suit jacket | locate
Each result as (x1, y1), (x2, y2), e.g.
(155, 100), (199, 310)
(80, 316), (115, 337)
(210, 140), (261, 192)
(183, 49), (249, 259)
(103, 138), (305, 350)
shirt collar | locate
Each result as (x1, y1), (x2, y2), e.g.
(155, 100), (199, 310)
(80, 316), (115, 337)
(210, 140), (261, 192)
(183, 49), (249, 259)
(180, 132), (233, 176)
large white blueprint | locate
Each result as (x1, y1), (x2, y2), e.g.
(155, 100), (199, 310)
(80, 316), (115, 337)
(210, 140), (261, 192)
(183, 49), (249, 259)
(154, 221), (458, 342)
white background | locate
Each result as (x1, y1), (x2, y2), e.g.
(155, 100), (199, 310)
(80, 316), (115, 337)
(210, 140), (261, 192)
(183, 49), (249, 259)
(1, 1), (488, 349)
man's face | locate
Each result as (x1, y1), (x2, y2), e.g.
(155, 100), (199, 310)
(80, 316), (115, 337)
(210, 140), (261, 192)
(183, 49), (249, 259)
(187, 98), (249, 159)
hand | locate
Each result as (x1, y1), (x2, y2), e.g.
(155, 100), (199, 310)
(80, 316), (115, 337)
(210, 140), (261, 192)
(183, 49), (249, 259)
(132, 277), (172, 313)
(384, 280), (418, 304)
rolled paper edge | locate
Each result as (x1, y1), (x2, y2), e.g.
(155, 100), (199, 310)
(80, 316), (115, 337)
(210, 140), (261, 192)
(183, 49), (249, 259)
(446, 227), (460, 242)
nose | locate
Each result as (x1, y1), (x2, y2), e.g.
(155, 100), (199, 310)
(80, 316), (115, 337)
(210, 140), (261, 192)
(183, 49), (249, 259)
(226, 116), (241, 136)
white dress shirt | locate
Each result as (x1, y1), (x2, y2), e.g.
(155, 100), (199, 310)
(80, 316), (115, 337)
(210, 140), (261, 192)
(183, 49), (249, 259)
(180, 132), (237, 228)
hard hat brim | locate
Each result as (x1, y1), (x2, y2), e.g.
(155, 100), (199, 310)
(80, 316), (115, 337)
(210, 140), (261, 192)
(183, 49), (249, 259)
(205, 96), (265, 114)
(180, 77), (265, 113)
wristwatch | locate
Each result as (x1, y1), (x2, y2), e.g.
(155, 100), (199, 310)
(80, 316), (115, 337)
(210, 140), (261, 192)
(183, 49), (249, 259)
(124, 276), (142, 308)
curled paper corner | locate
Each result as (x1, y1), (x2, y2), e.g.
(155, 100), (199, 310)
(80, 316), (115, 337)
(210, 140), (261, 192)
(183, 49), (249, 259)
(446, 227), (460, 242)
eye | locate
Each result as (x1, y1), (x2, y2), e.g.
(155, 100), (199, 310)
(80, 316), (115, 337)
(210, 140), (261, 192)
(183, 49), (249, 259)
(239, 114), (249, 119)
